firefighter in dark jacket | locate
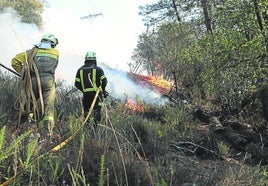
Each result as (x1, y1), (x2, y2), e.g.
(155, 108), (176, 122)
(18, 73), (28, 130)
(75, 51), (108, 127)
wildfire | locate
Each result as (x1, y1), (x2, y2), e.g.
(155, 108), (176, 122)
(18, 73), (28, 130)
(123, 72), (172, 114)
(124, 98), (144, 114)
(128, 72), (172, 95)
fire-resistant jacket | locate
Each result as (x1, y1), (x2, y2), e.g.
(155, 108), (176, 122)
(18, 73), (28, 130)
(75, 63), (107, 93)
(11, 47), (59, 77)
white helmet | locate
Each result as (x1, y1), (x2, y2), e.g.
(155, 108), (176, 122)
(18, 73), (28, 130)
(41, 33), (58, 47)
(85, 51), (96, 60)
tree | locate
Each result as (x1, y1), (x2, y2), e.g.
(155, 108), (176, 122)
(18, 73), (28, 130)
(135, 0), (268, 120)
(130, 32), (158, 75)
(193, 0), (268, 119)
(139, 0), (182, 26)
(0, 0), (45, 28)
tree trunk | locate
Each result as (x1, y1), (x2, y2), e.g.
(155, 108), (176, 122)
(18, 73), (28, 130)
(253, 0), (264, 31)
(261, 86), (268, 122)
(201, 0), (213, 35)
(171, 0), (181, 23)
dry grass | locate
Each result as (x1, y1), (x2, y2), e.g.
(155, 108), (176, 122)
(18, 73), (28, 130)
(0, 76), (267, 185)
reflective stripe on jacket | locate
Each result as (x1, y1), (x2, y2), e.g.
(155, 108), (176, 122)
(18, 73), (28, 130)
(11, 47), (59, 75)
(75, 63), (107, 93)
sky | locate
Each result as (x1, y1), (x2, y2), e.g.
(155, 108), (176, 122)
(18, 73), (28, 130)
(0, 0), (169, 104)
(0, 0), (153, 80)
(45, 0), (151, 73)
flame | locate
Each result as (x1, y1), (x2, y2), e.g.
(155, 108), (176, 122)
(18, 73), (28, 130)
(124, 98), (144, 114)
(128, 72), (172, 95)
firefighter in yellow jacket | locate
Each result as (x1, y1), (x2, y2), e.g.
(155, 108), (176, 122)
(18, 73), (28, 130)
(11, 33), (59, 138)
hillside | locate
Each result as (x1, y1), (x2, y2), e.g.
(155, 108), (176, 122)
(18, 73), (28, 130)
(0, 71), (267, 185)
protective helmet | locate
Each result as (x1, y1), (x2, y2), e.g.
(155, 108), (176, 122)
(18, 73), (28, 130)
(85, 51), (96, 60)
(41, 33), (58, 47)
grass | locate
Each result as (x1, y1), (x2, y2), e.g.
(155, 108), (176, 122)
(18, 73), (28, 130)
(0, 73), (267, 185)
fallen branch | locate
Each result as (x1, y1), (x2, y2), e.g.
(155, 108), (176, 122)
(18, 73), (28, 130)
(169, 141), (223, 160)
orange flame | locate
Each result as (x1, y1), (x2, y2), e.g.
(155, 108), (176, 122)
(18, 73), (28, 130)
(124, 98), (144, 114)
(128, 72), (172, 95)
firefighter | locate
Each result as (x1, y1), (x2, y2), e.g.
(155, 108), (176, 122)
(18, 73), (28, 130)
(75, 51), (108, 127)
(11, 33), (59, 138)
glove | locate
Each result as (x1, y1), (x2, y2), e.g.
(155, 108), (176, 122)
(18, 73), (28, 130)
(103, 91), (109, 98)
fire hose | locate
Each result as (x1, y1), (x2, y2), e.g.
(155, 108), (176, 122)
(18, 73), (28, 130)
(0, 60), (44, 126)
(0, 63), (21, 77)
(0, 88), (102, 186)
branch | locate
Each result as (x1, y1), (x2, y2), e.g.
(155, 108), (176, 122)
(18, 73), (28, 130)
(169, 141), (223, 159)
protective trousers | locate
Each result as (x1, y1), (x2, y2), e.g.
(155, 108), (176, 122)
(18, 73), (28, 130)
(32, 76), (56, 137)
(83, 92), (103, 127)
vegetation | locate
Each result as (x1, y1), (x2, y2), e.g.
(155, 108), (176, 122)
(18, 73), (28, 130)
(0, 0), (268, 185)
(0, 0), (46, 28)
(132, 0), (268, 117)
(1, 70), (268, 185)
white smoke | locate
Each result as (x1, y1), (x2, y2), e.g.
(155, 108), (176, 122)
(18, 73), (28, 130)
(0, 9), (40, 64)
(0, 4), (168, 105)
(101, 63), (169, 105)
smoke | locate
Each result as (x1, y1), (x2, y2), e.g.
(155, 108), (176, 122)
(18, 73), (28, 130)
(0, 9), (40, 63)
(0, 3), (168, 105)
(101, 63), (169, 105)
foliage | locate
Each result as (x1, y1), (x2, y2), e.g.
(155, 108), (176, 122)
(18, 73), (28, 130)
(132, 22), (197, 80)
(0, 80), (267, 185)
(39, 155), (65, 185)
(0, 0), (45, 28)
(219, 164), (268, 185)
(55, 80), (82, 122)
(24, 137), (38, 169)
(0, 0), (268, 185)
(134, 0), (268, 116)
(0, 125), (6, 151)
(139, 0), (182, 26)
(0, 131), (28, 162)
(0, 70), (20, 124)
(98, 154), (105, 186)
